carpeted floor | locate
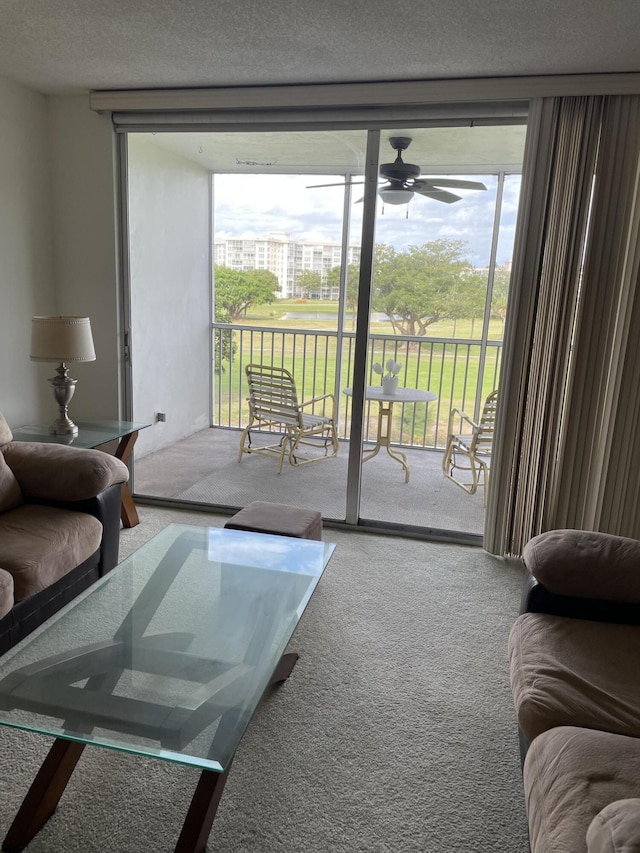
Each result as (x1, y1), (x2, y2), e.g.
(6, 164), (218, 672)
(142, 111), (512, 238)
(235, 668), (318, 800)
(0, 507), (529, 852)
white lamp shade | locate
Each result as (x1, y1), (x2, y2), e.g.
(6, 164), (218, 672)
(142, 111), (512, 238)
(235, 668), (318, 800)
(379, 187), (414, 205)
(30, 316), (96, 363)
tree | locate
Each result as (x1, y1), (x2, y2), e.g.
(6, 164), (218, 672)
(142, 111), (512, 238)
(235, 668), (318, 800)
(372, 239), (470, 336)
(450, 270), (489, 336)
(213, 266), (280, 322)
(490, 265), (512, 331)
(295, 269), (322, 299)
(326, 264), (360, 327)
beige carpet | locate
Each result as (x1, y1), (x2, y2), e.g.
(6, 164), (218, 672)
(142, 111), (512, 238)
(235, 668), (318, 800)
(0, 507), (528, 852)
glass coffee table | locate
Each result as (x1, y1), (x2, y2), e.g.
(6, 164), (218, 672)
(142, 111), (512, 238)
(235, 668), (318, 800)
(0, 523), (335, 852)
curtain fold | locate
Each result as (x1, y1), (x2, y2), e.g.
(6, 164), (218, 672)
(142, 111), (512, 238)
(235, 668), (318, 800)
(485, 96), (603, 555)
(486, 94), (640, 556)
(551, 96), (640, 535)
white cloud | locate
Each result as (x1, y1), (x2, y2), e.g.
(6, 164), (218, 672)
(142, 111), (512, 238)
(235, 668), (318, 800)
(213, 171), (521, 266)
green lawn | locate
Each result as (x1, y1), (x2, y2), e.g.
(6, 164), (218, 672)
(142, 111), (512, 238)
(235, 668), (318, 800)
(214, 302), (502, 448)
(241, 299), (505, 340)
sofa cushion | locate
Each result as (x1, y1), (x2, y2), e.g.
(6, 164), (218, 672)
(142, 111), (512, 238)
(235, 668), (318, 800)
(3, 442), (129, 502)
(0, 568), (14, 619)
(0, 504), (102, 600)
(0, 412), (12, 445)
(524, 727), (640, 853)
(509, 612), (640, 741)
(0, 451), (23, 513)
(523, 529), (640, 603)
(587, 799), (640, 853)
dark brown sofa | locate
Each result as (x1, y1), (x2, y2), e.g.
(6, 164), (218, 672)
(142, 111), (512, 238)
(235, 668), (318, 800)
(0, 412), (129, 655)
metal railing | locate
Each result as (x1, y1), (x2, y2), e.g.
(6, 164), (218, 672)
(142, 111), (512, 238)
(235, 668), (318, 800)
(212, 323), (502, 449)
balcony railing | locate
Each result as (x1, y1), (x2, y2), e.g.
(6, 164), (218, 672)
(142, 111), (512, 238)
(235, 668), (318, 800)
(212, 322), (502, 449)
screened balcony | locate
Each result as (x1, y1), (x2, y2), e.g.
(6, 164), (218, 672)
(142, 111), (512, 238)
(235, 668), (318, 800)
(132, 322), (498, 538)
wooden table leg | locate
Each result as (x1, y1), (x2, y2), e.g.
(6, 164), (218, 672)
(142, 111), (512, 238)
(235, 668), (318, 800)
(174, 764), (232, 853)
(98, 430), (140, 528)
(2, 739), (85, 853)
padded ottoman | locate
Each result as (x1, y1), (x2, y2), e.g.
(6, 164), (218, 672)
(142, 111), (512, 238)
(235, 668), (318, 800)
(225, 501), (323, 540)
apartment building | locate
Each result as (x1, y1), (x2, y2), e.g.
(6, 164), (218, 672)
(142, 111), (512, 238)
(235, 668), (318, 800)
(214, 231), (362, 298)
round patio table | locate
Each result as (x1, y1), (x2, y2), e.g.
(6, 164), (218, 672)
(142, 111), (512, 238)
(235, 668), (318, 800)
(344, 386), (438, 482)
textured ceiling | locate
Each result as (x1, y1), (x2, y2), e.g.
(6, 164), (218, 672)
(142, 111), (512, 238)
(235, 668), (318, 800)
(0, 0), (638, 95)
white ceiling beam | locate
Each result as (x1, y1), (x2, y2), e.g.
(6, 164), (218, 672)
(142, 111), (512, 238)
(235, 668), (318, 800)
(90, 73), (640, 113)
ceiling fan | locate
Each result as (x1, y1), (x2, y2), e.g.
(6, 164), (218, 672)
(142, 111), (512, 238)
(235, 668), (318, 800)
(307, 136), (487, 205)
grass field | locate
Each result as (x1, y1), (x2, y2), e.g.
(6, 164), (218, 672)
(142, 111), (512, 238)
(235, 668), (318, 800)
(241, 299), (505, 340)
(213, 300), (502, 448)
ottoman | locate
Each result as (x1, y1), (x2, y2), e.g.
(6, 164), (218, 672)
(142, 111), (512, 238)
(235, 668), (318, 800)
(225, 501), (323, 540)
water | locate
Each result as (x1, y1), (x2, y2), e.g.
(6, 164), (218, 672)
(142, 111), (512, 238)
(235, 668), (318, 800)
(281, 311), (388, 321)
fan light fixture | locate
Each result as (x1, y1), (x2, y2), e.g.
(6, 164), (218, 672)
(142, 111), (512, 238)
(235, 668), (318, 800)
(379, 187), (414, 206)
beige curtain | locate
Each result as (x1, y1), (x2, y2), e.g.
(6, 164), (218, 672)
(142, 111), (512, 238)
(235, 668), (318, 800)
(551, 96), (640, 536)
(487, 93), (640, 555)
(485, 96), (603, 556)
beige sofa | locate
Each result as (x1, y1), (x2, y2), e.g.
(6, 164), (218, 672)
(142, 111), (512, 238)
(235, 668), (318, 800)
(508, 529), (640, 853)
(0, 412), (129, 654)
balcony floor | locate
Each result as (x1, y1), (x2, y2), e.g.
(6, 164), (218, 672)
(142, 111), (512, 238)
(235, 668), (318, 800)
(133, 427), (486, 536)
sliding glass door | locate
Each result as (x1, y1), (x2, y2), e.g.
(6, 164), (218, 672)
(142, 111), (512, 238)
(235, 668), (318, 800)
(123, 118), (526, 539)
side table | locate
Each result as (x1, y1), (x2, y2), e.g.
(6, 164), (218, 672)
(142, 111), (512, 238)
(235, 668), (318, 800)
(10, 419), (151, 528)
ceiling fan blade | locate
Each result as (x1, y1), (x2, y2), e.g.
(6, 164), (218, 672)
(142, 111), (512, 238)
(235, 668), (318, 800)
(414, 178), (487, 191)
(413, 186), (462, 204)
(306, 181), (365, 189)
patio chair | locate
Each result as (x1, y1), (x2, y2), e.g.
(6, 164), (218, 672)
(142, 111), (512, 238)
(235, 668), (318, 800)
(238, 364), (339, 473)
(442, 390), (498, 502)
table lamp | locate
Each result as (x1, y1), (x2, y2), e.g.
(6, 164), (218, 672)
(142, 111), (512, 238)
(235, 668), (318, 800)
(30, 316), (96, 436)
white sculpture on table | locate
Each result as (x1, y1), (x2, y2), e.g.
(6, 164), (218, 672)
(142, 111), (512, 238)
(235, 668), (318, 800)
(373, 359), (402, 395)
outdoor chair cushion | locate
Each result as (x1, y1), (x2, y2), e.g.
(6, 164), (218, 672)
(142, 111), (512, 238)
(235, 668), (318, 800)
(524, 726), (640, 853)
(509, 612), (640, 741)
(0, 504), (102, 600)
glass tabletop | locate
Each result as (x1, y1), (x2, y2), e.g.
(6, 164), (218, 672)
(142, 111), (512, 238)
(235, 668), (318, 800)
(11, 419), (151, 449)
(0, 524), (335, 772)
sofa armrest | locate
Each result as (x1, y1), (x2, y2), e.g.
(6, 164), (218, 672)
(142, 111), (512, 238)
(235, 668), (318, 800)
(42, 482), (124, 576)
(523, 529), (640, 604)
(587, 799), (640, 853)
(519, 574), (640, 624)
(3, 441), (129, 503)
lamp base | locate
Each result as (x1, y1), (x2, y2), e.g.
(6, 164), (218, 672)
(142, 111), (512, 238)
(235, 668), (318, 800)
(47, 364), (79, 437)
(49, 417), (78, 437)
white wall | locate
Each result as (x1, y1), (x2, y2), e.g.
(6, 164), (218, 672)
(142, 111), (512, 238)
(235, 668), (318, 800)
(48, 95), (120, 419)
(0, 76), (55, 426)
(127, 136), (211, 456)
(0, 82), (121, 430)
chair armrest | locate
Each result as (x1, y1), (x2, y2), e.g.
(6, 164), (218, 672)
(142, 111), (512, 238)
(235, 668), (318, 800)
(300, 393), (335, 412)
(523, 529), (640, 604)
(3, 442), (129, 503)
(447, 407), (478, 433)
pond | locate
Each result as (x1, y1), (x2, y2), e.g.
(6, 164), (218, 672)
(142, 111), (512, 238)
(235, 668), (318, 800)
(281, 311), (388, 321)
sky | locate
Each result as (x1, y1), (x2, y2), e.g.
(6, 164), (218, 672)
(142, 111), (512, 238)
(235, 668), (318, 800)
(213, 172), (522, 268)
